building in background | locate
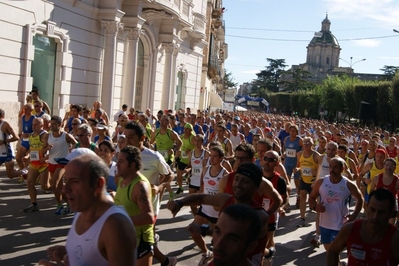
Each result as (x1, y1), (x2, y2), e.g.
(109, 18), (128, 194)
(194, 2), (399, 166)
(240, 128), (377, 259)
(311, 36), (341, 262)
(0, 0), (225, 124)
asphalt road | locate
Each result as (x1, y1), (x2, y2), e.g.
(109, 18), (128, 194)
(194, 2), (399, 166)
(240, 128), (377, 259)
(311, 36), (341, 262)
(0, 165), (346, 266)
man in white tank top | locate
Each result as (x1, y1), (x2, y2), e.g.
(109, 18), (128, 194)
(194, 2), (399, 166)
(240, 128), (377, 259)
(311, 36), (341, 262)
(309, 157), (363, 251)
(229, 123), (245, 151)
(48, 116), (77, 215)
(38, 154), (136, 266)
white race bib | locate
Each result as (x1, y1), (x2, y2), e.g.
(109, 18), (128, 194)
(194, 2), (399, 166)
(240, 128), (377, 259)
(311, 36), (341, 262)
(30, 151), (40, 161)
(286, 148), (296, 158)
(262, 198), (270, 211)
(182, 151), (188, 159)
(159, 150), (168, 160)
(301, 167), (312, 176)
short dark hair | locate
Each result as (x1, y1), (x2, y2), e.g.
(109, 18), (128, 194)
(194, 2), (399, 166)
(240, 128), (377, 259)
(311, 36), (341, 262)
(257, 139), (273, 151)
(125, 121), (146, 139)
(120, 146), (142, 170)
(87, 118), (98, 125)
(0, 108), (5, 117)
(369, 188), (396, 212)
(221, 204), (262, 244)
(234, 143), (255, 159)
(338, 144), (348, 152)
(50, 115), (62, 124)
(122, 104), (128, 109)
(99, 140), (116, 153)
(71, 104), (83, 112)
(210, 146), (225, 157)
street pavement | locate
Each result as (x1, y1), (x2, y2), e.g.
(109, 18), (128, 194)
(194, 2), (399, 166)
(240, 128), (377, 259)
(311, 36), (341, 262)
(0, 165), (348, 266)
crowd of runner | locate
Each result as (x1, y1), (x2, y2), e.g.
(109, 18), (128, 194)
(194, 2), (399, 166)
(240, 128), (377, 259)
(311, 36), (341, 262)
(0, 88), (399, 266)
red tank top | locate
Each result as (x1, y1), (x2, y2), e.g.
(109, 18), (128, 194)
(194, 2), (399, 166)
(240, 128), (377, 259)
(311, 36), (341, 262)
(376, 173), (398, 197)
(224, 171), (235, 195)
(221, 197), (266, 263)
(253, 172), (281, 224)
(347, 220), (398, 265)
(387, 146), (398, 158)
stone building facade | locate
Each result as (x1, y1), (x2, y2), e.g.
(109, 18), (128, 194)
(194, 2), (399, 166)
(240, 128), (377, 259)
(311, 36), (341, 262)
(0, 0), (227, 125)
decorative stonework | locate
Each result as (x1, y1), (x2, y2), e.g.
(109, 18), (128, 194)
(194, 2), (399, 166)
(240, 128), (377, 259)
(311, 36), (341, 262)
(162, 43), (176, 53)
(101, 20), (124, 35)
(125, 27), (142, 41)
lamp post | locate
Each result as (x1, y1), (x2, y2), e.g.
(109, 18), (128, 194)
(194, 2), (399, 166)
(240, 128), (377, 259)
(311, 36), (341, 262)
(339, 57), (366, 83)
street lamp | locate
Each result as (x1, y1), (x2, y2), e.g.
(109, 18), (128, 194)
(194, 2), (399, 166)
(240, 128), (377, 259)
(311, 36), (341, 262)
(339, 57), (366, 83)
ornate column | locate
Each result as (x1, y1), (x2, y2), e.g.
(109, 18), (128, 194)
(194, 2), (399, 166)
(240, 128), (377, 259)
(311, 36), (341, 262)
(122, 27), (141, 108)
(169, 44), (180, 108)
(161, 43), (176, 109)
(100, 20), (123, 116)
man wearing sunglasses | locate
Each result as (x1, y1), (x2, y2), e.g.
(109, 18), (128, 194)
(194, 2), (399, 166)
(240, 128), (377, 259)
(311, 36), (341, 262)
(261, 151), (288, 265)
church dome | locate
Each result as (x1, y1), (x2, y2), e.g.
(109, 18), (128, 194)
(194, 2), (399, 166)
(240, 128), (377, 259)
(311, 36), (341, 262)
(310, 32), (339, 46)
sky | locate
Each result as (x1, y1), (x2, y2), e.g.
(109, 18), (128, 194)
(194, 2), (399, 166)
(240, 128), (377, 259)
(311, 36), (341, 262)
(222, 0), (399, 86)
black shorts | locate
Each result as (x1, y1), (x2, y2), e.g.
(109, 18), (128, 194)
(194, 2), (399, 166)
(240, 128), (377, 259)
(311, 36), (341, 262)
(177, 161), (188, 171)
(268, 222), (277, 232)
(197, 206), (218, 224)
(189, 184), (200, 191)
(137, 237), (154, 259)
(299, 179), (313, 194)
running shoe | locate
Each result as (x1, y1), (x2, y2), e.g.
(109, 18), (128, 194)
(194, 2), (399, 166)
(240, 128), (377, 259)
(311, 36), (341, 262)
(54, 204), (65, 216)
(24, 204), (39, 213)
(198, 250), (213, 266)
(63, 205), (71, 215)
(176, 187), (184, 195)
(167, 256), (177, 266)
(296, 218), (305, 228)
(310, 238), (321, 248)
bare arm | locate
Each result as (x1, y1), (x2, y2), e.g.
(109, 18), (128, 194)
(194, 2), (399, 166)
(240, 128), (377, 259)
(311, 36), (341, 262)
(131, 181), (154, 226)
(346, 180), (364, 222)
(218, 173), (229, 193)
(327, 223), (353, 266)
(100, 213), (137, 266)
(167, 193), (231, 217)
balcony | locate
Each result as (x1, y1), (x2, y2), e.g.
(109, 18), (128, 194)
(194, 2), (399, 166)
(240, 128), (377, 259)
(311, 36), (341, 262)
(190, 12), (206, 39)
(211, 18), (223, 30)
(212, 8), (223, 19)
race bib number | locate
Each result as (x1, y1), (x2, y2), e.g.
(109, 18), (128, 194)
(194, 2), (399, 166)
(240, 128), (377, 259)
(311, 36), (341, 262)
(262, 198), (270, 211)
(193, 167), (201, 174)
(350, 248), (366, 260)
(30, 151), (40, 161)
(286, 148), (296, 158)
(301, 167), (312, 176)
(182, 151), (188, 159)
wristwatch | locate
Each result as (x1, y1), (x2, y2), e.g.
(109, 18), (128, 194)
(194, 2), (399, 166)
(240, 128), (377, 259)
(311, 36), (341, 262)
(200, 224), (210, 237)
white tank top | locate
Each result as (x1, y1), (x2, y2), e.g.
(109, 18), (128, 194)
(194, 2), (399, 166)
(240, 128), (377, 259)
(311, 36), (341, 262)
(190, 149), (206, 187)
(201, 165), (226, 218)
(318, 155), (330, 179)
(48, 132), (70, 164)
(66, 205), (131, 266)
(319, 176), (351, 231)
(230, 133), (242, 150)
(0, 121), (13, 157)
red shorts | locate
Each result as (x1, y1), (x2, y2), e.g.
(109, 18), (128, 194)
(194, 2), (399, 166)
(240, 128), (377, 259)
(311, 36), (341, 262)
(48, 163), (65, 174)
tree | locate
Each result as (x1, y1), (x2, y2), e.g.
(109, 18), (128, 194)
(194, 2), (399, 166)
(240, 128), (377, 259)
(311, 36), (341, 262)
(255, 58), (287, 92)
(223, 69), (237, 88)
(380, 65), (399, 81)
(283, 68), (315, 92)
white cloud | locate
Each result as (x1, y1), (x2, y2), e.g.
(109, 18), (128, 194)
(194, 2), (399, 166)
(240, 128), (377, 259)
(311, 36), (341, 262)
(350, 39), (381, 47)
(323, 0), (399, 25)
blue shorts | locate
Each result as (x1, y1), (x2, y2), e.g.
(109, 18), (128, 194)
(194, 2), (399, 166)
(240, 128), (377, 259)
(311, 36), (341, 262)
(364, 190), (370, 203)
(320, 226), (339, 244)
(284, 164), (300, 179)
(0, 145), (15, 163)
(21, 139), (30, 150)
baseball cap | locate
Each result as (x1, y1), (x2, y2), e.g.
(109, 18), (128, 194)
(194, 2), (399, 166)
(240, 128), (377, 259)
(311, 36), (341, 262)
(234, 116), (240, 121)
(54, 148), (97, 165)
(96, 123), (108, 130)
(235, 163), (262, 187)
(375, 148), (387, 156)
(184, 123), (193, 130)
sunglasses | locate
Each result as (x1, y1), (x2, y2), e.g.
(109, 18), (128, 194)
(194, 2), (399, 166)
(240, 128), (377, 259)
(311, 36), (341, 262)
(72, 123), (79, 126)
(76, 134), (87, 137)
(263, 157), (278, 162)
(34, 105), (41, 107)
